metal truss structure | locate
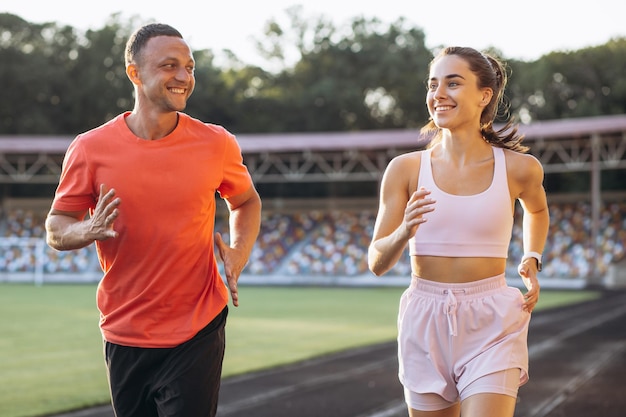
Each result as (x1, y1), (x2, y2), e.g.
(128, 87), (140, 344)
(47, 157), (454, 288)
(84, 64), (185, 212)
(1, 115), (624, 186)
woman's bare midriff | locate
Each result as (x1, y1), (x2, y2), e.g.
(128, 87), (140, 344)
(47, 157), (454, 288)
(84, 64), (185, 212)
(411, 256), (507, 283)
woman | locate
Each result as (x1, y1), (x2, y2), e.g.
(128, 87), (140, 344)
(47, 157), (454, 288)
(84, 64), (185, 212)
(368, 47), (549, 417)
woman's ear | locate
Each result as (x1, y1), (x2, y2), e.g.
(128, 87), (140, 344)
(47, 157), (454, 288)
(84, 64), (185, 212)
(481, 88), (494, 106)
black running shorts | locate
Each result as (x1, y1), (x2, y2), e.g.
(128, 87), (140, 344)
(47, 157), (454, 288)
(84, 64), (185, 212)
(104, 306), (228, 417)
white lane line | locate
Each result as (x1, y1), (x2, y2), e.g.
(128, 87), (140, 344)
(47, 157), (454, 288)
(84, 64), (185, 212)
(528, 302), (626, 357)
(526, 341), (626, 417)
(355, 401), (407, 417)
(218, 356), (397, 415)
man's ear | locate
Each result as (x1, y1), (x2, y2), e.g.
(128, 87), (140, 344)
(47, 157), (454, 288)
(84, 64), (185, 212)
(126, 63), (140, 86)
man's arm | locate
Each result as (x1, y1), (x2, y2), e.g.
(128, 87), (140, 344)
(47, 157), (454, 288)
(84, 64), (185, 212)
(45, 184), (120, 251)
(215, 185), (262, 307)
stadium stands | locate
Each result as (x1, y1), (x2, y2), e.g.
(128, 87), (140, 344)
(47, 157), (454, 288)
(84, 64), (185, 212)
(0, 199), (624, 283)
(1, 115), (625, 286)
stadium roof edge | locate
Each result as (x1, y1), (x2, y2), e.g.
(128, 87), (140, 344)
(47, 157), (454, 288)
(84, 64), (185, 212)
(1, 114), (625, 154)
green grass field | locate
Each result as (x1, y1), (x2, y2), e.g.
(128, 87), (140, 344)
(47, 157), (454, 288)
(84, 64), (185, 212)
(0, 283), (600, 417)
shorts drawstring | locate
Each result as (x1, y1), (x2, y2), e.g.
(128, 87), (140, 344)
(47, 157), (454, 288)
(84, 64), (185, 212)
(444, 290), (461, 336)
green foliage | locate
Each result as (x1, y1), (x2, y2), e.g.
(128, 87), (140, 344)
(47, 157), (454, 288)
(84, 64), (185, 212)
(509, 38), (626, 122)
(257, 15), (433, 131)
(0, 13), (136, 134)
(1, 11), (625, 135)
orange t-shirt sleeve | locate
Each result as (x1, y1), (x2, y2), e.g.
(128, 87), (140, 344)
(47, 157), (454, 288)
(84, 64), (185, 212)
(217, 131), (254, 199)
(52, 137), (97, 213)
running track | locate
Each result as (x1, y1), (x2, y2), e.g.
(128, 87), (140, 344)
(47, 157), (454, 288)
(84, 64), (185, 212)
(51, 290), (626, 417)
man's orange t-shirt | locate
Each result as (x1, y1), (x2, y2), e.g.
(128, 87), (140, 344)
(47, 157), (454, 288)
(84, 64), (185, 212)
(51, 112), (254, 347)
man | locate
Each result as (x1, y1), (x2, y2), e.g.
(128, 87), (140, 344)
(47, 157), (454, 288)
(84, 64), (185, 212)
(45, 23), (262, 417)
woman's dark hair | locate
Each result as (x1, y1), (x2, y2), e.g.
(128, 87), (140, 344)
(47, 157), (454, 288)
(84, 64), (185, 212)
(422, 46), (528, 153)
(125, 23), (183, 67)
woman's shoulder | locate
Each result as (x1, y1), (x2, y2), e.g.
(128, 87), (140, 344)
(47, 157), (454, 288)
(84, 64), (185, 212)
(384, 150), (422, 175)
(390, 149), (425, 165)
(502, 148), (544, 182)
(502, 148), (542, 167)
(383, 150), (426, 192)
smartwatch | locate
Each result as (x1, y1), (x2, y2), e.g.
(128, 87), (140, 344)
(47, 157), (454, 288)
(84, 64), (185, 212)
(521, 252), (543, 271)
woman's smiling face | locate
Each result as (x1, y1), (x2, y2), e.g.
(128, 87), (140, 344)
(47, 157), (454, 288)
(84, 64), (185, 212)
(426, 54), (491, 132)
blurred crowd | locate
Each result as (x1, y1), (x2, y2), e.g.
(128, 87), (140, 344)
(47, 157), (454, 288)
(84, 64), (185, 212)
(0, 200), (624, 280)
(0, 208), (94, 274)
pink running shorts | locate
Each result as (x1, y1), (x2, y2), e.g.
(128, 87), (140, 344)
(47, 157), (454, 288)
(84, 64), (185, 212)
(397, 273), (531, 410)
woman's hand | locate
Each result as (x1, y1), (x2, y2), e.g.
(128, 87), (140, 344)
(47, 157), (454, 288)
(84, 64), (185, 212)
(518, 260), (541, 312)
(403, 187), (436, 238)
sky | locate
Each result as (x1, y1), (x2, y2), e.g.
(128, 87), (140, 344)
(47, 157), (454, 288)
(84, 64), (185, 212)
(4, 1), (625, 68)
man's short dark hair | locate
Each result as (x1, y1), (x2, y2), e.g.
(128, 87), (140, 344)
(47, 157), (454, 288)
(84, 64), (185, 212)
(125, 23), (183, 66)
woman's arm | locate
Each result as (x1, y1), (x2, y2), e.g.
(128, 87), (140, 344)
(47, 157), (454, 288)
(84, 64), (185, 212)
(509, 152), (550, 311)
(368, 154), (435, 276)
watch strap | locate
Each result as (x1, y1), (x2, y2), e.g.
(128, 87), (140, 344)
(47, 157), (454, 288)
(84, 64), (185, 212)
(521, 252), (543, 271)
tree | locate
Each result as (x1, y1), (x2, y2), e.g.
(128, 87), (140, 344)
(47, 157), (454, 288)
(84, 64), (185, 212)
(508, 38), (626, 122)
(0, 13), (138, 134)
(251, 8), (433, 132)
(67, 15), (137, 133)
(186, 51), (283, 134)
(1, 12), (625, 134)
(0, 14), (79, 133)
